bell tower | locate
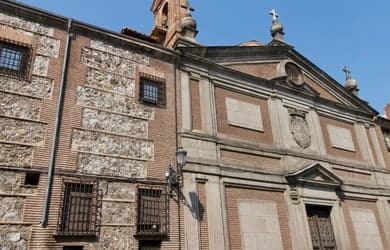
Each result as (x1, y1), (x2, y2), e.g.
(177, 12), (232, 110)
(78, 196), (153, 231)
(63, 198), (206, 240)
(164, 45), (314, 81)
(150, 0), (198, 48)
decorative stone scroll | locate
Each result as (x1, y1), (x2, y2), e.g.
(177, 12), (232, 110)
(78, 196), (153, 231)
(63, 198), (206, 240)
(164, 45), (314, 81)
(288, 108), (311, 149)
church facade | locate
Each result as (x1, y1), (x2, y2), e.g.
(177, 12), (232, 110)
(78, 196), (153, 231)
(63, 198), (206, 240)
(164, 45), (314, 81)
(0, 0), (389, 249)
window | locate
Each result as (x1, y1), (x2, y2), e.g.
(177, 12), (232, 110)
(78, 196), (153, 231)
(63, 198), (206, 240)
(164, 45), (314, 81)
(0, 39), (31, 78)
(140, 76), (166, 107)
(58, 179), (101, 236)
(24, 172), (40, 186)
(136, 187), (169, 239)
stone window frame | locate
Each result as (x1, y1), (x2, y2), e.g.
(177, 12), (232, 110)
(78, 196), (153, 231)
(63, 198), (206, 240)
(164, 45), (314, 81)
(135, 185), (169, 240)
(57, 178), (102, 237)
(0, 37), (33, 80)
(139, 72), (166, 108)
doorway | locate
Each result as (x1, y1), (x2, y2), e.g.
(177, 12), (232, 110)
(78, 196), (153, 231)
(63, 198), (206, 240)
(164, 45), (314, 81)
(306, 205), (337, 250)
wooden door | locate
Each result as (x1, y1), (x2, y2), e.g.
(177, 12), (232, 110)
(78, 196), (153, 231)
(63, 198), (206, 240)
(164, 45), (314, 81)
(306, 205), (337, 250)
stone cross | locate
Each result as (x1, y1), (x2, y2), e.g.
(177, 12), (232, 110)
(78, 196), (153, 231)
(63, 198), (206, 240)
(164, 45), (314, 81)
(181, 0), (194, 16)
(343, 66), (352, 79)
(269, 9), (279, 21)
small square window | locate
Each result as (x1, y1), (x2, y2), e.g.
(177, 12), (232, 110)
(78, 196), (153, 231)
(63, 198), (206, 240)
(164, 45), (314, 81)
(24, 172), (40, 186)
(0, 39), (31, 78)
(140, 77), (166, 107)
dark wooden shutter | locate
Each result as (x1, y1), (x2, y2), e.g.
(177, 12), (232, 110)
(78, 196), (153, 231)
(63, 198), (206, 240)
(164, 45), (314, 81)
(306, 205), (337, 250)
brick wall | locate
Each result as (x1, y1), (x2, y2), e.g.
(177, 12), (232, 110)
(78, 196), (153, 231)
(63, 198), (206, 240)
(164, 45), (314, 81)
(215, 87), (274, 144)
(224, 186), (292, 250)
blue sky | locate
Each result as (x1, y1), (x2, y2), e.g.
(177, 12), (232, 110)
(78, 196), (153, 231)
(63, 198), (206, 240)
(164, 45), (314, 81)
(18, 0), (389, 114)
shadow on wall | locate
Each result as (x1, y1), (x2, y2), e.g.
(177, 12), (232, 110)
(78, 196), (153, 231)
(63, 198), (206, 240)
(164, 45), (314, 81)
(185, 191), (204, 221)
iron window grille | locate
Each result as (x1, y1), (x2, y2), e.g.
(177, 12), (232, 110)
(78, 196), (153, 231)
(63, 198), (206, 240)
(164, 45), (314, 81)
(57, 179), (102, 237)
(136, 186), (169, 239)
(139, 74), (166, 107)
(0, 38), (32, 79)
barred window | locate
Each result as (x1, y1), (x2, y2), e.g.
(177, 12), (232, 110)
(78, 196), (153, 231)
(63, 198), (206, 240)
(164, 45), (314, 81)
(0, 39), (31, 78)
(136, 187), (169, 239)
(140, 76), (166, 107)
(58, 179), (101, 236)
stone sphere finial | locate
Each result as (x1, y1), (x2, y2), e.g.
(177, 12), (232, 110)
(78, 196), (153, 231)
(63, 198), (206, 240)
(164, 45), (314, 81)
(343, 66), (359, 96)
(269, 9), (284, 40)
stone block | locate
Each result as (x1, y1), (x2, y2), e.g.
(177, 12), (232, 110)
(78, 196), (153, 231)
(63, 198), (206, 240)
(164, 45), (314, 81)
(0, 197), (24, 222)
(350, 208), (384, 250)
(0, 76), (53, 99)
(0, 118), (46, 146)
(0, 144), (33, 167)
(82, 108), (148, 138)
(86, 67), (135, 96)
(76, 86), (154, 120)
(0, 92), (41, 120)
(101, 201), (135, 224)
(36, 35), (60, 58)
(81, 47), (136, 77)
(182, 138), (217, 160)
(79, 153), (146, 178)
(71, 129), (153, 160)
(238, 199), (283, 250)
(89, 226), (135, 250)
(90, 40), (149, 65)
(100, 181), (136, 201)
(0, 12), (54, 36)
(225, 97), (263, 132)
(32, 56), (49, 77)
(327, 125), (355, 151)
(0, 225), (30, 250)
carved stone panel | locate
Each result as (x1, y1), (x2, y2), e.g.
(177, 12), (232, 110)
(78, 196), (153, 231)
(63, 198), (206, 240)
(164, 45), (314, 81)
(289, 108), (311, 149)
(327, 125), (355, 152)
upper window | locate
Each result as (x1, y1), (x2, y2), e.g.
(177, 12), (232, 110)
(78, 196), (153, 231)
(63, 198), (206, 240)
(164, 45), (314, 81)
(0, 39), (31, 78)
(58, 179), (100, 236)
(140, 75), (166, 107)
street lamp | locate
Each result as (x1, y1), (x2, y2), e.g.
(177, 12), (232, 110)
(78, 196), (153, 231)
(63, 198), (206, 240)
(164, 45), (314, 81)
(166, 147), (187, 198)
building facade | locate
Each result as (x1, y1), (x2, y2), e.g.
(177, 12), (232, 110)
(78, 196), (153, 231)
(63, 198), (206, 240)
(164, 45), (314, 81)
(0, 0), (389, 249)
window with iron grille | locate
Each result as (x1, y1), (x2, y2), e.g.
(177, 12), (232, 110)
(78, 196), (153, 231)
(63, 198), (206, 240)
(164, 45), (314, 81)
(0, 39), (32, 78)
(58, 179), (101, 236)
(136, 187), (169, 239)
(140, 76), (166, 107)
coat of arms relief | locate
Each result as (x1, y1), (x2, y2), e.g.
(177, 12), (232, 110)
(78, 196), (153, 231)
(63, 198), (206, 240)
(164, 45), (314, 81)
(288, 108), (311, 149)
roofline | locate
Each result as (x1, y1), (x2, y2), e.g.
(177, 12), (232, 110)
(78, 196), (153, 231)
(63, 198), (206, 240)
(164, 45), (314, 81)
(2, 0), (176, 57)
(289, 48), (378, 115)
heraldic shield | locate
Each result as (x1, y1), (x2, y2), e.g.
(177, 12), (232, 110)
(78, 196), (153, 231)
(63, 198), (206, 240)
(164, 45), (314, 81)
(289, 110), (311, 149)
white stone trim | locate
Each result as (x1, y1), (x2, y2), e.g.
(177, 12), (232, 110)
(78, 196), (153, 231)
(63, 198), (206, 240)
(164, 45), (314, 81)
(369, 127), (386, 168)
(181, 71), (192, 131)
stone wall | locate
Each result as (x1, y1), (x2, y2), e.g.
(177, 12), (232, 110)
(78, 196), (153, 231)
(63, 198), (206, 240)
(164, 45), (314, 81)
(87, 181), (137, 249)
(0, 12), (60, 168)
(0, 197), (24, 222)
(0, 170), (36, 194)
(0, 117), (46, 146)
(0, 144), (33, 167)
(0, 225), (30, 250)
(72, 39), (156, 178)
